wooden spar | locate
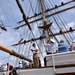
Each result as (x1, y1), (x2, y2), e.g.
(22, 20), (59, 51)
(16, 0), (31, 30)
(0, 44), (32, 62)
(19, 0), (73, 21)
(15, 6), (75, 30)
(12, 28), (75, 46)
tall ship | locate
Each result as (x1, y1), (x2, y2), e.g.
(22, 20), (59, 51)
(0, 0), (75, 75)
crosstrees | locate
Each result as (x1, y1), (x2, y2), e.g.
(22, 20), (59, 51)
(15, 6), (75, 29)
(18, 0), (74, 23)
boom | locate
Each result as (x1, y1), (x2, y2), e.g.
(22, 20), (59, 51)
(0, 44), (32, 62)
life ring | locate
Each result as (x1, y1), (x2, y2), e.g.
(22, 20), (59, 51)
(12, 69), (18, 75)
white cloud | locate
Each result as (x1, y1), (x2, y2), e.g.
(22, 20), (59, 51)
(0, 27), (20, 47)
(59, 0), (68, 2)
(0, 15), (4, 20)
(0, 62), (2, 65)
(67, 22), (75, 28)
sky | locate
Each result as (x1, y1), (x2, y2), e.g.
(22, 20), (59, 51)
(0, 0), (75, 66)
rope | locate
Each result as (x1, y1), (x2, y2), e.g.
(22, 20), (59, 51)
(50, 0), (74, 43)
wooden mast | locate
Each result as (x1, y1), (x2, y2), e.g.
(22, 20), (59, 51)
(39, 0), (51, 41)
(0, 44), (32, 62)
(15, 6), (75, 29)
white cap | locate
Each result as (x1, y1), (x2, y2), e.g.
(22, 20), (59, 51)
(50, 39), (55, 43)
(19, 61), (22, 64)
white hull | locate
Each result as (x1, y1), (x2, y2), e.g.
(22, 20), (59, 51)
(0, 51), (75, 75)
(0, 66), (75, 75)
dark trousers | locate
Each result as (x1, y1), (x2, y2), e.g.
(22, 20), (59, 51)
(38, 57), (41, 67)
(44, 57), (46, 66)
(44, 53), (52, 66)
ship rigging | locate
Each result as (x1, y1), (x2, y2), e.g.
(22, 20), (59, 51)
(0, 0), (75, 75)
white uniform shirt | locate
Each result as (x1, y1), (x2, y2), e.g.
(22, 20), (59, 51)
(31, 46), (38, 54)
(45, 43), (56, 53)
(19, 61), (23, 68)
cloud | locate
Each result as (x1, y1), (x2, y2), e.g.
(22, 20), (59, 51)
(0, 15), (4, 20)
(67, 22), (75, 28)
(0, 27), (20, 46)
(59, 0), (68, 2)
(0, 62), (2, 65)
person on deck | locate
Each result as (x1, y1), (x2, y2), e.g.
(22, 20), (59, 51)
(19, 61), (23, 68)
(58, 39), (69, 53)
(44, 39), (57, 66)
(70, 41), (75, 51)
(31, 43), (39, 67)
(44, 39), (57, 54)
(7, 63), (13, 71)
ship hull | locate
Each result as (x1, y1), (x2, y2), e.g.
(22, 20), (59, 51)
(0, 51), (75, 75)
(0, 66), (75, 75)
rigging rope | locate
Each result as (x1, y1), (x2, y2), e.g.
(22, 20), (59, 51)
(60, 14), (75, 40)
(28, 0), (45, 58)
(48, 0), (73, 44)
(29, 0), (35, 14)
(51, 0), (75, 42)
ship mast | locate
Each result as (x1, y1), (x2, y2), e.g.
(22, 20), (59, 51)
(15, 0), (74, 29)
(12, 0), (75, 46)
(39, 0), (51, 41)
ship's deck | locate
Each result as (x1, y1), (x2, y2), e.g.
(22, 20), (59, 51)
(0, 51), (75, 75)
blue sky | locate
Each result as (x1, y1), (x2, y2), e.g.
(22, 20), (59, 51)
(0, 0), (75, 66)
